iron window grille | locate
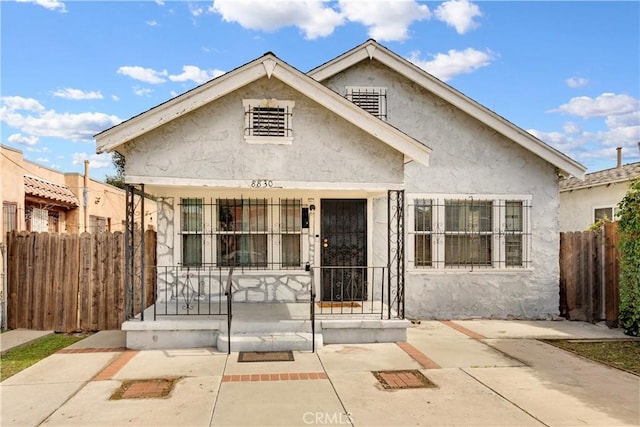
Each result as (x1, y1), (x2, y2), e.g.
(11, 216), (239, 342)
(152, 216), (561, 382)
(178, 197), (304, 270)
(243, 99), (294, 141)
(2, 202), (18, 233)
(410, 197), (531, 269)
(345, 86), (387, 120)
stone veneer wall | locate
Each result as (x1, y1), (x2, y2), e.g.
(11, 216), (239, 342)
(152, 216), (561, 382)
(154, 196), (311, 304)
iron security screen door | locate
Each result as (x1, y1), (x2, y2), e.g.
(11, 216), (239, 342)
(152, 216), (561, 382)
(320, 199), (367, 301)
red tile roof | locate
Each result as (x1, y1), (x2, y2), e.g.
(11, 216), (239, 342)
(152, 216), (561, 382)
(24, 175), (80, 208)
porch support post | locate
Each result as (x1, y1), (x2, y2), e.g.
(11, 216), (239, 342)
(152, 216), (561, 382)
(124, 184), (134, 320)
(140, 184), (145, 321)
(387, 190), (405, 319)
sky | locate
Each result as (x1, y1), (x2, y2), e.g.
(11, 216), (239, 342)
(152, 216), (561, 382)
(1, 0), (639, 182)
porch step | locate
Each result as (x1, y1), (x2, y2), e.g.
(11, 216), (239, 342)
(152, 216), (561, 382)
(217, 332), (323, 353)
(227, 319), (314, 334)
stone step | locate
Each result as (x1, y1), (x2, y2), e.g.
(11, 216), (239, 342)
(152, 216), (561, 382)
(225, 319), (315, 334)
(217, 332), (323, 353)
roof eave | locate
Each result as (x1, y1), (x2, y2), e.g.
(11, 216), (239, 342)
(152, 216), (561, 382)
(309, 41), (585, 180)
(96, 53), (431, 168)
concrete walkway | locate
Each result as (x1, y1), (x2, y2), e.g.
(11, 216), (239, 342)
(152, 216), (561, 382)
(1, 320), (638, 426)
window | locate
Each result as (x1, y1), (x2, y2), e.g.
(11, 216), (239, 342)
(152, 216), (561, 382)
(29, 207), (48, 232)
(181, 198), (203, 267)
(410, 196), (531, 269)
(280, 199), (302, 268)
(594, 207), (614, 223)
(3, 202), (17, 233)
(345, 86), (387, 120)
(89, 215), (108, 233)
(177, 198), (304, 269)
(243, 99), (294, 144)
(445, 200), (492, 267)
(217, 198), (268, 268)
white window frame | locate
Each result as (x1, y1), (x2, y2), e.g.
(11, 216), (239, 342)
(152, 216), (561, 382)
(345, 86), (387, 120)
(407, 194), (532, 271)
(243, 99), (295, 145)
(593, 205), (617, 223)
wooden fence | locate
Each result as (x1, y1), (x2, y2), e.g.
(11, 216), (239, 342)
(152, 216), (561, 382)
(559, 222), (619, 325)
(6, 230), (155, 332)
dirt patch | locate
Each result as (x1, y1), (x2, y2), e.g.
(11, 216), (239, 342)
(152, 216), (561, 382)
(238, 351), (294, 362)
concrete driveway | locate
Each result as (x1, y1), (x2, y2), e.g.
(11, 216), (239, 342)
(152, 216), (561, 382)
(1, 320), (638, 426)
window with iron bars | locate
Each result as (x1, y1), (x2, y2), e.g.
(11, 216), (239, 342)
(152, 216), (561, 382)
(345, 86), (387, 120)
(243, 99), (294, 143)
(3, 202), (18, 233)
(179, 197), (303, 269)
(410, 197), (531, 269)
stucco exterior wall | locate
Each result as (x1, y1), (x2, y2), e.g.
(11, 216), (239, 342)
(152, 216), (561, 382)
(559, 183), (630, 232)
(121, 77), (404, 187)
(324, 60), (562, 319)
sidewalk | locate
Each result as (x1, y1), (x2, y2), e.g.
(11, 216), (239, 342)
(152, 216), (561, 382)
(1, 320), (638, 426)
(1, 329), (54, 355)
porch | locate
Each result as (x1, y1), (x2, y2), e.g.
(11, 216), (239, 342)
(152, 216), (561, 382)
(123, 302), (410, 352)
(123, 265), (409, 352)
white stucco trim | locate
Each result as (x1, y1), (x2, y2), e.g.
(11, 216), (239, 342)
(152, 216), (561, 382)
(125, 175), (404, 191)
(309, 40), (585, 180)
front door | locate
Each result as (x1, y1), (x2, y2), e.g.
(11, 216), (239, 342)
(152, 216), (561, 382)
(320, 199), (367, 301)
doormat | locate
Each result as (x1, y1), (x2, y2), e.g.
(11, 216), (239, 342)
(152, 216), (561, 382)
(238, 351), (294, 363)
(317, 302), (361, 308)
(372, 370), (437, 390)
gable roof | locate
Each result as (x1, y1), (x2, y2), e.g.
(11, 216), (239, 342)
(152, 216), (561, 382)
(560, 162), (640, 192)
(308, 40), (586, 180)
(95, 53), (431, 167)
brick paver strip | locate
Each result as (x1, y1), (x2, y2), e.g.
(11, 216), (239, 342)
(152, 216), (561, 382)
(92, 351), (139, 381)
(221, 372), (327, 383)
(396, 342), (441, 369)
(440, 320), (487, 339)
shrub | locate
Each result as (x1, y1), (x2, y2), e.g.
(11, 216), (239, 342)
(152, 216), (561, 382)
(618, 180), (640, 336)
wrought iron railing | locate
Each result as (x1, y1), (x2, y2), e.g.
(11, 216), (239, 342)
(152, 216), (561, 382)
(309, 269), (316, 352)
(312, 266), (391, 318)
(224, 267), (234, 354)
(153, 265), (229, 318)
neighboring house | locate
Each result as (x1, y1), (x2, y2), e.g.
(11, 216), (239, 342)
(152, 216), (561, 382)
(95, 40), (585, 347)
(1, 144), (153, 237)
(560, 147), (640, 231)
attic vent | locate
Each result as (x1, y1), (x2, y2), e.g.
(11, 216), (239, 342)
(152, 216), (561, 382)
(345, 87), (387, 120)
(243, 99), (295, 144)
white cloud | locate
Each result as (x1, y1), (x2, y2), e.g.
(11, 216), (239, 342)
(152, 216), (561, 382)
(210, 0), (345, 40)
(0, 98), (121, 142)
(551, 93), (639, 118)
(16, 0), (66, 12)
(189, 3), (204, 17)
(408, 48), (494, 81)
(7, 133), (39, 146)
(117, 66), (168, 84)
(52, 88), (103, 100)
(146, 20), (159, 26)
(134, 87), (153, 97)
(36, 157), (50, 163)
(339, 0), (430, 41)
(111, 95), (120, 101)
(169, 65), (225, 85)
(72, 152), (112, 169)
(434, 0), (482, 35)
(562, 122), (581, 134)
(155, 0), (165, 5)
(1, 96), (45, 112)
(566, 77), (588, 88)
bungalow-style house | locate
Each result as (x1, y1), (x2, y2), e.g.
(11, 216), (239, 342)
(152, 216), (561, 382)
(95, 40), (585, 351)
(560, 146), (640, 231)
